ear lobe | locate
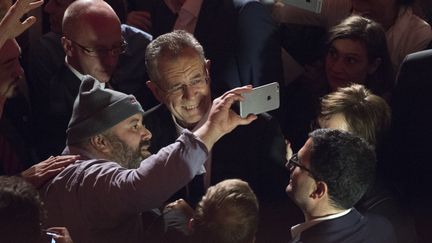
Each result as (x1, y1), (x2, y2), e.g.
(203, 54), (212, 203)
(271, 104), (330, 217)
(147, 80), (163, 103)
(188, 218), (195, 233)
(205, 59), (211, 73)
(61, 36), (73, 56)
(368, 58), (382, 75)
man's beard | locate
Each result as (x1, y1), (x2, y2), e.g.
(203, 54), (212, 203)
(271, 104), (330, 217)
(105, 134), (151, 169)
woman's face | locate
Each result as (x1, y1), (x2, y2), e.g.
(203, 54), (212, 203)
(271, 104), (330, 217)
(325, 38), (377, 91)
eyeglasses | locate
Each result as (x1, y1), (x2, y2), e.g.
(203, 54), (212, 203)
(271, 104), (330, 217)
(155, 75), (209, 96)
(70, 39), (128, 57)
(287, 153), (317, 178)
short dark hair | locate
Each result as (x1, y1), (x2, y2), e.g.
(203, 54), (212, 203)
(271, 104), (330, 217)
(192, 179), (259, 243)
(308, 129), (376, 209)
(0, 176), (44, 243)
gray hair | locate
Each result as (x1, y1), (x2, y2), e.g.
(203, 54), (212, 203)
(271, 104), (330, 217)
(145, 30), (205, 83)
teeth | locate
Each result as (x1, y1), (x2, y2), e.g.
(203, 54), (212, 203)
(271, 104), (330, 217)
(183, 105), (198, 110)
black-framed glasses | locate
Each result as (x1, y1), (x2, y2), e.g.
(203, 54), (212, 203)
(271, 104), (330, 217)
(70, 39), (128, 57)
(287, 153), (317, 178)
(154, 75), (209, 96)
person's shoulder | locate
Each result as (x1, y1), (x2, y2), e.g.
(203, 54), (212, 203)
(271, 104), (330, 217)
(233, 0), (267, 14)
(363, 212), (397, 243)
(404, 49), (432, 64)
(121, 24), (153, 42)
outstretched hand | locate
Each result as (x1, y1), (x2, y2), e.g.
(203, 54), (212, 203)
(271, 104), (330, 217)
(194, 85), (257, 150)
(163, 199), (194, 219)
(0, 0), (43, 47)
(20, 155), (79, 188)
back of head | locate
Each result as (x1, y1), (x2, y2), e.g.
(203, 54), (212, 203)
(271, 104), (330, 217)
(319, 84), (391, 146)
(327, 15), (393, 95)
(309, 129), (376, 209)
(145, 30), (205, 83)
(0, 176), (43, 243)
(192, 179), (259, 243)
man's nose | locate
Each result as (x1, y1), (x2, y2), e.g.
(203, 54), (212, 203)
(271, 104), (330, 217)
(142, 127), (152, 140)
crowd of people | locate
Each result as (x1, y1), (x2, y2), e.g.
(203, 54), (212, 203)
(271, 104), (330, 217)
(1, 0), (431, 242)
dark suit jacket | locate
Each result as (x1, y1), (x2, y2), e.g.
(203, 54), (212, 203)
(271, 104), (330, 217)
(33, 64), (81, 159)
(384, 49), (432, 243)
(385, 49), (432, 196)
(143, 104), (289, 205)
(150, 0), (283, 97)
(290, 209), (397, 243)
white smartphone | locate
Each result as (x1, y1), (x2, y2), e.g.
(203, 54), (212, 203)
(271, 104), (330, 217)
(239, 82), (280, 118)
(281, 0), (323, 13)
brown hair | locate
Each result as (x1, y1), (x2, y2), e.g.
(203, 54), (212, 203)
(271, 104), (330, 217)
(327, 15), (394, 96)
(319, 84), (391, 146)
(192, 179), (259, 243)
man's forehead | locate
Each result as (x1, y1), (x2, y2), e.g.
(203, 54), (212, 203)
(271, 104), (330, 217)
(159, 56), (205, 80)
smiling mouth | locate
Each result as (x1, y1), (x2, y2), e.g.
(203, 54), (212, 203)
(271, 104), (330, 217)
(183, 104), (199, 111)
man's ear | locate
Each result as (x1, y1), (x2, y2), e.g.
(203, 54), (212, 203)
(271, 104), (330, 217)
(205, 59), (211, 73)
(188, 218), (195, 233)
(368, 57), (382, 75)
(89, 134), (111, 154)
(311, 181), (327, 200)
(146, 80), (164, 103)
(61, 36), (73, 57)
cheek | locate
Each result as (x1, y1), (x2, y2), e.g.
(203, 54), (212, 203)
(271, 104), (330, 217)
(347, 65), (369, 83)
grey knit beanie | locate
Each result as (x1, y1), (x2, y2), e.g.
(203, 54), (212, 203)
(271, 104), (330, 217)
(66, 76), (144, 145)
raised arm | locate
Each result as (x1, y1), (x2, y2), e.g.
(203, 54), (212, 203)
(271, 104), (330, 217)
(0, 0), (43, 48)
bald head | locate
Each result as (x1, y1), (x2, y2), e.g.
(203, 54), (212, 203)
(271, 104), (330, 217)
(63, 0), (120, 39)
(61, 0), (122, 83)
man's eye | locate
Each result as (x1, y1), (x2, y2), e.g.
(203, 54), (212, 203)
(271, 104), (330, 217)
(190, 79), (202, 86)
(346, 57), (357, 64)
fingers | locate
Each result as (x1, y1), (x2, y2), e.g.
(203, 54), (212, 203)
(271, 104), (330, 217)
(28, 0), (44, 9)
(220, 85), (253, 99)
(43, 155), (79, 170)
(20, 15), (37, 30)
(236, 113), (257, 125)
(38, 167), (65, 182)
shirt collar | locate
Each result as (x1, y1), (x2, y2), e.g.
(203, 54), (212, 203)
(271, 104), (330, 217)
(291, 208), (352, 240)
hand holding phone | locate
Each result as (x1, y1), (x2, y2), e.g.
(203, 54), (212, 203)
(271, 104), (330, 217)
(237, 82), (280, 118)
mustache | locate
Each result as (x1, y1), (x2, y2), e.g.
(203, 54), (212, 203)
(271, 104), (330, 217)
(139, 139), (151, 149)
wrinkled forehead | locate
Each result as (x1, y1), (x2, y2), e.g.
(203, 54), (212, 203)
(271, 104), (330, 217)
(158, 49), (206, 79)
